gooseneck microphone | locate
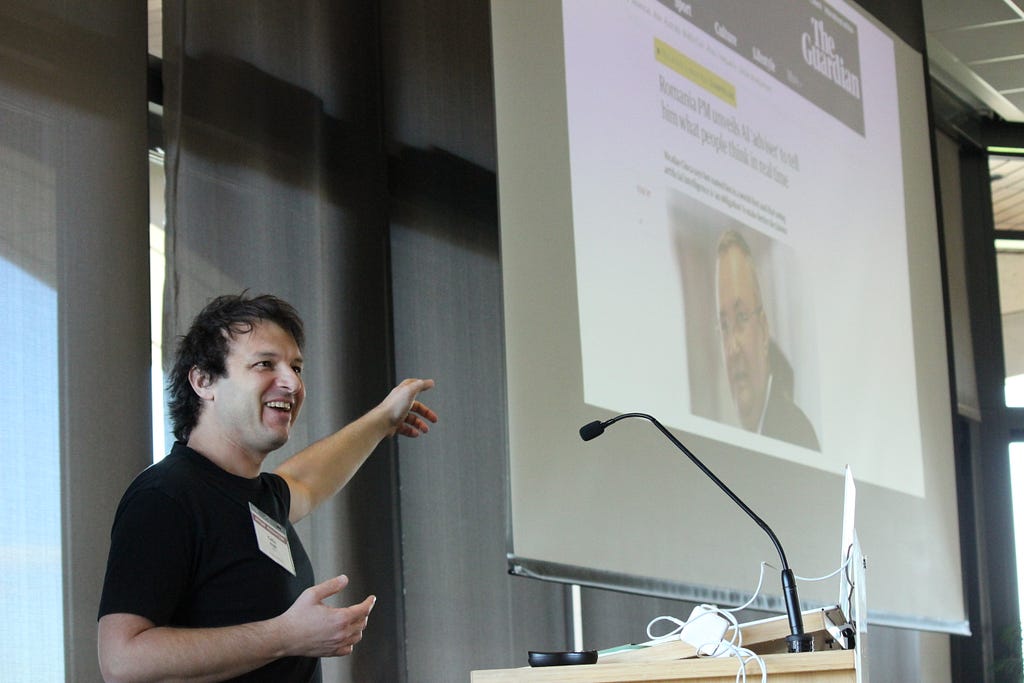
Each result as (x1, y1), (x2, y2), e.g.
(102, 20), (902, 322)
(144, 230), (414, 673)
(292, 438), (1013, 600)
(579, 413), (814, 653)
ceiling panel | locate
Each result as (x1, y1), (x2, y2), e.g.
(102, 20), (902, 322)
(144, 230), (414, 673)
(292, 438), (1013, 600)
(923, 0), (1024, 123)
(922, 0), (1020, 32)
(929, 21), (1024, 63)
(973, 58), (1024, 92)
(1005, 91), (1024, 110)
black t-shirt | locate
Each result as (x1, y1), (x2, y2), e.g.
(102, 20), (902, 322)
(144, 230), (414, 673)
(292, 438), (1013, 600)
(99, 442), (320, 682)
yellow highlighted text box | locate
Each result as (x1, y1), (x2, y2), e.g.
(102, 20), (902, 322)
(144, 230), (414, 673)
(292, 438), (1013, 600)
(654, 37), (736, 107)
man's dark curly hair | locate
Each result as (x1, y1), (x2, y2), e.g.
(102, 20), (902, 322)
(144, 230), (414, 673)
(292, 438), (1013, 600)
(167, 293), (305, 443)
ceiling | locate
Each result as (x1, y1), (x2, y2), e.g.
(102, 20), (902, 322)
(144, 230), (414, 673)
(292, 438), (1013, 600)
(923, 0), (1024, 124)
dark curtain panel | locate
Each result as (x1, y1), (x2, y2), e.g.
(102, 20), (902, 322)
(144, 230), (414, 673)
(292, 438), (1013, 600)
(161, 2), (400, 680)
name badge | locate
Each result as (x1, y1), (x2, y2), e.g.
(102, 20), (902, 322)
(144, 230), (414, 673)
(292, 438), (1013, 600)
(249, 502), (296, 575)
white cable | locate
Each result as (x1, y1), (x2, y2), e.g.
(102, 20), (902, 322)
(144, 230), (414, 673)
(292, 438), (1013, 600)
(645, 608), (762, 681)
(644, 614), (686, 642)
(646, 606), (739, 645)
(794, 552), (853, 582)
(711, 641), (766, 683)
(721, 561), (771, 613)
(642, 554), (854, 682)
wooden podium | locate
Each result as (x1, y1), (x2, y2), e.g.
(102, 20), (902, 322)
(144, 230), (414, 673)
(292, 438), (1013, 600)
(471, 606), (862, 682)
(471, 649), (854, 682)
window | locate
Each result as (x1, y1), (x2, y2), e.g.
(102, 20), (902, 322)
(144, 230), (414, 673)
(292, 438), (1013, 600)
(0, 110), (63, 680)
(994, 150), (1024, 657)
(993, 154), (1024, 406)
(150, 150), (170, 462)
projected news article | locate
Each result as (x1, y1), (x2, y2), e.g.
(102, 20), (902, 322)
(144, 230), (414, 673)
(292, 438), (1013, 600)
(565, 0), (923, 496)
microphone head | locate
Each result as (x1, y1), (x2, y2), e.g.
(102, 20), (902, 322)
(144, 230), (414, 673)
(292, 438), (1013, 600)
(579, 420), (605, 441)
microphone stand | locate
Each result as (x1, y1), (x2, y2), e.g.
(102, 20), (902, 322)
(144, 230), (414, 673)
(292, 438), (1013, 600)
(580, 412), (814, 653)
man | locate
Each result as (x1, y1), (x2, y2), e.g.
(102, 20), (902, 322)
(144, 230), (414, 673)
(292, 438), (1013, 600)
(715, 230), (819, 450)
(97, 293), (437, 682)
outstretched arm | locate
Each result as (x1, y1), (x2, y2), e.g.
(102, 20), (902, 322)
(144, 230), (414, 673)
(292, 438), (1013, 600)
(98, 575), (372, 683)
(275, 378), (437, 523)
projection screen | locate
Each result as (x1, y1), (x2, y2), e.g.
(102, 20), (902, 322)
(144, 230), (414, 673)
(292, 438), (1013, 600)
(492, 0), (966, 632)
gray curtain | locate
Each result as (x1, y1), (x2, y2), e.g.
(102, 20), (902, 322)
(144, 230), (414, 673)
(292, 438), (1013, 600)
(0, 1), (150, 680)
(161, 2), (400, 680)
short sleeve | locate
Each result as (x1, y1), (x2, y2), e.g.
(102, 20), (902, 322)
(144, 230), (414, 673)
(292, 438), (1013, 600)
(97, 486), (195, 624)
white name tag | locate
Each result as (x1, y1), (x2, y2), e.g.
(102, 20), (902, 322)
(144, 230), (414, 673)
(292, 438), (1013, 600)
(249, 502), (296, 576)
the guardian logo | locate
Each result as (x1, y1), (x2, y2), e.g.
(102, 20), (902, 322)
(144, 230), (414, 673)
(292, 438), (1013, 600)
(801, 17), (861, 99)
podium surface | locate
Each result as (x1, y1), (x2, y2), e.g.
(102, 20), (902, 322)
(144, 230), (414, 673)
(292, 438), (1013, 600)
(471, 649), (855, 682)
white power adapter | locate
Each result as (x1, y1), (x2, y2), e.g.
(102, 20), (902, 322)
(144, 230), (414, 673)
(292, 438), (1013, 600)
(680, 605), (731, 655)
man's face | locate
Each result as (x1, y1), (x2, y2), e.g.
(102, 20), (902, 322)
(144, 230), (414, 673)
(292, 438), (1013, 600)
(717, 245), (769, 431)
(201, 320), (306, 458)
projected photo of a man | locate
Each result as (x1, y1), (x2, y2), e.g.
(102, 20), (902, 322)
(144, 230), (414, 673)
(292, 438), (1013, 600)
(715, 230), (819, 450)
(669, 190), (820, 453)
